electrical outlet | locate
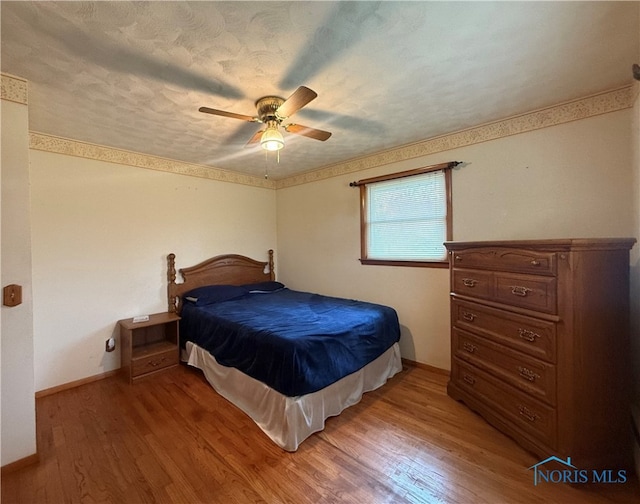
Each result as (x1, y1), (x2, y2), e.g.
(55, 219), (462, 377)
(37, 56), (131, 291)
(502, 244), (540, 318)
(105, 337), (116, 352)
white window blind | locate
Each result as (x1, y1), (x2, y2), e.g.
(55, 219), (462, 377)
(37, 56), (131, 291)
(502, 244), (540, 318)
(366, 170), (448, 262)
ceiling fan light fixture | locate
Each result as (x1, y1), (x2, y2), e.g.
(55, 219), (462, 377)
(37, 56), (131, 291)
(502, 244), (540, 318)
(261, 123), (284, 151)
(199, 86), (330, 151)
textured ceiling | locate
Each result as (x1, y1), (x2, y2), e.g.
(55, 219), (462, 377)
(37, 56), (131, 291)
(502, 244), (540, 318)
(1, 1), (638, 180)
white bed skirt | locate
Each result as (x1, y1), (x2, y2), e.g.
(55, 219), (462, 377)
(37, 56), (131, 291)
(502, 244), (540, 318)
(183, 341), (403, 451)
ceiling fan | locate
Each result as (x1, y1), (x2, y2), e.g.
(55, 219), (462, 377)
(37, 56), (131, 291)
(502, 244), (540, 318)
(199, 86), (331, 151)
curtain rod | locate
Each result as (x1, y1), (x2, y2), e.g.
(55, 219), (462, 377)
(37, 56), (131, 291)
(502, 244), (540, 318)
(349, 161), (463, 187)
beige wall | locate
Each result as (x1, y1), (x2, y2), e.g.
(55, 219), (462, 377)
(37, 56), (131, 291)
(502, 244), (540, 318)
(631, 59), (640, 478)
(452, 112), (633, 241)
(277, 109), (636, 369)
(29, 151), (277, 391)
(1, 97), (37, 465)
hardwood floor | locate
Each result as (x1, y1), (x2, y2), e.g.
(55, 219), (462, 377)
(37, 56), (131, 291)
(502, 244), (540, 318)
(2, 363), (638, 503)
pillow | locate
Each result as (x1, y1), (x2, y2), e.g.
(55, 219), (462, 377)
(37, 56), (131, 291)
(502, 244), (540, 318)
(244, 281), (285, 293)
(183, 284), (248, 306)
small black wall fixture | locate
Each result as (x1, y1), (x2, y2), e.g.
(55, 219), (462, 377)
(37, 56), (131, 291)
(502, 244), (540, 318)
(633, 63), (640, 81)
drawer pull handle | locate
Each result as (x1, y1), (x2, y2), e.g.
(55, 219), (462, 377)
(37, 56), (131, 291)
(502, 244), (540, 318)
(463, 342), (477, 353)
(455, 255), (462, 261)
(530, 259), (540, 266)
(462, 311), (476, 322)
(511, 285), (532, 297)
(462, 374), (476, 385)
(518, 328), (540, 342)
(518, 366), (540, 382)
(462, 278), (478, 287)
(148, 357), (167, 367)
(518, 405), (538, 422)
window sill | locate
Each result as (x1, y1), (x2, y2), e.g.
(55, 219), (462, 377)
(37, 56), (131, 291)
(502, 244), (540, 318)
(359, 259), (449, 268)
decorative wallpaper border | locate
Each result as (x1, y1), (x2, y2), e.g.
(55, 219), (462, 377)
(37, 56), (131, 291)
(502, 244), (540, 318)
(276, 85), (636, 189)
(1, 74), (28, 105)
(29, 133), (276, 189)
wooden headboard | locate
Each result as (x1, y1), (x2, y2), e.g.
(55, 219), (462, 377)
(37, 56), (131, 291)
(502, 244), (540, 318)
(167, 250), (275, 314)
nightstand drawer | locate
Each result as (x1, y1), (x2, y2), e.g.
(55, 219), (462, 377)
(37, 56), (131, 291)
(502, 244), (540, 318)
(132, 347), (178, 377)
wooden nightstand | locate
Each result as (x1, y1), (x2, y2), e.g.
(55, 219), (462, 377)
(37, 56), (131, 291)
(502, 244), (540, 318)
(118, 312), (180, 383)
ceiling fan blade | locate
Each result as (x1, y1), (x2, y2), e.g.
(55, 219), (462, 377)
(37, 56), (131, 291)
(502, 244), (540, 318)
(199, 107), (259, 122)
(276, 86), (317, 119)
(284, 123), (332, 141)
(245, 129), (264, 148)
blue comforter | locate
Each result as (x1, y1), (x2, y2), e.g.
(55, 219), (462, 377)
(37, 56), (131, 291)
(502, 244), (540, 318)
(180, 288), (401, 397)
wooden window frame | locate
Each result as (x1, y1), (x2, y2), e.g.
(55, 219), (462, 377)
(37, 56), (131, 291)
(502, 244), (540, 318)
(351, 162), (457, 268)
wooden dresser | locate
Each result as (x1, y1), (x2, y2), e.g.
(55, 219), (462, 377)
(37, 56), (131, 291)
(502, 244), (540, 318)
(444, 238), (635, 470)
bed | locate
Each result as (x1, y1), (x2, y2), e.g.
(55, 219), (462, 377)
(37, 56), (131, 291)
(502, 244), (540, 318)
(167, 250), (403, 451)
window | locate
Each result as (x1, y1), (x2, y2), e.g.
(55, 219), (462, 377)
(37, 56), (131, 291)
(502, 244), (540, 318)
(352, 162), (457, 267)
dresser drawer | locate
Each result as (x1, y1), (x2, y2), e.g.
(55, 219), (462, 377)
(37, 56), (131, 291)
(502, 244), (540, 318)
(451, 247), (556, 276)
(452, 269), (494, 300)
(494, 273), (557, 314)
(132, 348), (178, 377)
(453, 328), (556, 405)
(452, 359), (556, 447)
(452, 299), (556, 363)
